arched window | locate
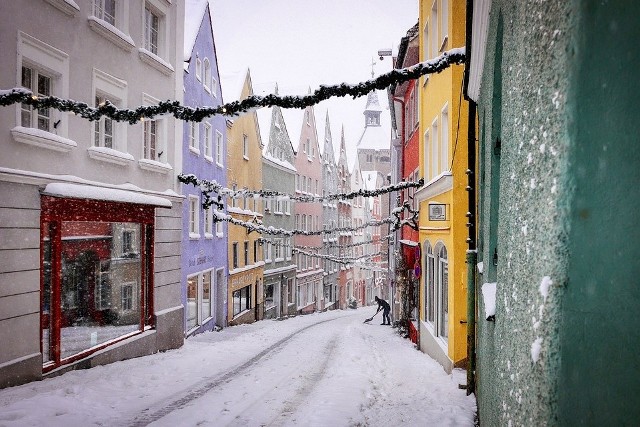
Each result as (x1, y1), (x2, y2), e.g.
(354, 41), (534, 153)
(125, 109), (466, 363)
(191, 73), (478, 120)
(203, 58), (211, 91)
(436, 244), (448, 340)
(423, 241), (435, 324)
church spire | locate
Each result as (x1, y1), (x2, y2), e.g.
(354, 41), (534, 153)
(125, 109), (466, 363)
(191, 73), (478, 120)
(363, 91), (382, 127)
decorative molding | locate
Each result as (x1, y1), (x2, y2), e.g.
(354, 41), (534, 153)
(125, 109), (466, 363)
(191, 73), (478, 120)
(138, 159), (172, 174)
(88, 16), (135, 52)
(11, 126), (76, 153)
(138, 48), (175, 76)
(43, 0), (80, 16)
(414, 172), (453, 203)
(87, 146), (134, 166)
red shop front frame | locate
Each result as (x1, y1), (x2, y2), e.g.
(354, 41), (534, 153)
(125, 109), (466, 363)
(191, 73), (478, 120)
(40, 195), (157, 372)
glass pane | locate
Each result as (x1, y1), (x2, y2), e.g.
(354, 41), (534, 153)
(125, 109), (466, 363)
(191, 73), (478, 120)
(42, 222), (53, 363)
(202, 272), (211, 319)
(187, 276), (197, 329)
(37, 74), (50, 96)
(265, 284), (274, 308)
(59, 221), (141, 360)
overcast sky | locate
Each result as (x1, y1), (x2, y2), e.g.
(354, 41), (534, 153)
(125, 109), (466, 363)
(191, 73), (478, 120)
(209, 0), (418, 162)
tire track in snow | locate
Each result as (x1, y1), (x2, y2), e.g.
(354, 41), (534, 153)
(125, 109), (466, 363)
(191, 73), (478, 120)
(128, 317), (341, 427)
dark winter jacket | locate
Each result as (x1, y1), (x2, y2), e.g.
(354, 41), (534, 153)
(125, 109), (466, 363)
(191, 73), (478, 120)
(376, 298), (390, 311)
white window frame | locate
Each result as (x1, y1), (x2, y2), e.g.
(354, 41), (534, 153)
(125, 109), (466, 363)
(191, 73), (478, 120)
(211, 76), (218, 98)
(441, 104), (449, 173)
(203, 122), (213, 161)
(423, 129), (430, 179)
(430, 0), (439, 59)
(89, 1), (133, 52)
(265, 241), (272, 263)
(202, 269), (213, 321)
(215, 211), (224, 237)
(189, 195), (200, 239)
(242, 134), (249, 160)
(203, 58), (211, 92)
(195, 56), (202, 81)
(204, 208), (213, 238)
(215, 130), (224, 167)
(189, 121), (200, 154)
(274, 238), (283, 261)
(441, 0), (449, 51)
(14, 33), (71, 149)
(431, 118), (439, 178)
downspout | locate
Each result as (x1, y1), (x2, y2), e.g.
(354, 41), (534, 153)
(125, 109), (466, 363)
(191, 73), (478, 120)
(463, 0), (477, 396)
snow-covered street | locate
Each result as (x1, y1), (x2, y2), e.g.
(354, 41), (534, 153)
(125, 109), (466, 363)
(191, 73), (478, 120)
(0, 309), (476, 426)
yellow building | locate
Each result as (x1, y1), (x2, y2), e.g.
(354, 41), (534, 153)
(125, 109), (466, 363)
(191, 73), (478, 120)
(416, 0), (469, 371)
(225, 69), (264, 325)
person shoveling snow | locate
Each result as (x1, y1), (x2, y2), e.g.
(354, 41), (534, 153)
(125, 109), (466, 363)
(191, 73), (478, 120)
(364, 296), (391, 325)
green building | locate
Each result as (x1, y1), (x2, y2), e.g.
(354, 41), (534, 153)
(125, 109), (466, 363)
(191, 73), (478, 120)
(466, 0), (640, 424)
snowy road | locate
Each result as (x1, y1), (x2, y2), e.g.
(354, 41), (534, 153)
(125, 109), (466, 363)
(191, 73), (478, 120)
(0, 309), (476, 427)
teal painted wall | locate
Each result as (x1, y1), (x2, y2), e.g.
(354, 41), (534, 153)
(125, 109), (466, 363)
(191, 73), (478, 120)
(559, 1), (640, 424)
(475, 0), (640, 424)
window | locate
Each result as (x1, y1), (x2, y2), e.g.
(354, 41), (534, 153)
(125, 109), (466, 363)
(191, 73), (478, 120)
(274, 239), (282, 260)
(189, 196), (199, 238)
(94, 94), (115, 149)
(203, 58), (211, 91)
(287, 279), (294, 304)
(424, 242), (435, 324)
(216, 213), (224, 237)
(144, 6), (159, 55)
(186, 275), (197, 330)
(242, 134), (249, 159)
(215, 130), (224, 166)
(254, 240), (259, 263)
(431, 119), (439, 178)
(295, 174), (300, 192)
(211, 76), (218, 97)
(423, 21), (429, 63)
(204, 208), (213, 237)
(204, 122), (212, 160)
(20, 66), (52, 131)
(437, 244), (449, 340)
(233, 285), (251, 317)
(189, 121), (199, 153)
(41, 198), (154, 369)
(202, 270), (212, 321)
(232, 242), (239, 269)
(195, 56), (202, 81)
(366, 153), (373, 163)
(265, 283), (275, 309)
(94, 0), (116, 25)
(143, 119), (158, 160)
(441, 0), (449, 50)
(441, 105), (449, 172)
(121, 283), (134, 311)
(431, 0), (438, 58)
(244, 241), (249, 265)
(285, 237), (292, 260)
(265, 241), (272, 263)
(230, 184), (237, 208)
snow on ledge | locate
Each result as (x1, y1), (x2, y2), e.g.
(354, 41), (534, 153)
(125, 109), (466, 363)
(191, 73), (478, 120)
(43, 183), (172, 208)
(11, 126), (77, 152)
(399, 239), (419, 247)
(481, 282), (496, 320)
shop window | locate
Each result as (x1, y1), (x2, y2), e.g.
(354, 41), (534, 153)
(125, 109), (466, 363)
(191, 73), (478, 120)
(233, 285), (251, 317)
(265, 283), (275, 309)
(40, 196), (156, 371)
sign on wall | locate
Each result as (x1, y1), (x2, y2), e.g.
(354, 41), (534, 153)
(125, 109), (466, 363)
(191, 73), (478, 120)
(428, 203), (446, 221)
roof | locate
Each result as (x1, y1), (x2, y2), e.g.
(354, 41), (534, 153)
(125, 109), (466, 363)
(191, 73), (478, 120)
(183, 0), (209, 62)
(220, 68), (250, 105)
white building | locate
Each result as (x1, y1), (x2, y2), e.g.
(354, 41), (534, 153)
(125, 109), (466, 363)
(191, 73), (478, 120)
(0, 0), (185, 388)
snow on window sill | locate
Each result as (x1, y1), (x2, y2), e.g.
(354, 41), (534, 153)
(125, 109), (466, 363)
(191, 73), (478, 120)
(216, 161), (224, 168)
(11, 126), (77, 153)
(87, 146), (134, 166)
(204, 155), (214, 163)
(189, 146), (200, 156)
(88, 16), (135, 52)
(138, 48), (175, 76)
(204, 233), (213, 239)
(243, 155), (249, 161)
(44, 0), (79, 16)
(138, 158), (172, 174)
(189, 232), (201, 240)
(216, 232), (224, 238)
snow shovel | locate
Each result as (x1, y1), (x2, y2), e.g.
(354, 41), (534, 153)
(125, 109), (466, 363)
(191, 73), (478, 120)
(363, 311), (379, 323)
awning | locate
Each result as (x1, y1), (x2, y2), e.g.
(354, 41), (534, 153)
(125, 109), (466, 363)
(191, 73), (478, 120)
(42, 183), (172, 208)
(398, 239), (419, 247)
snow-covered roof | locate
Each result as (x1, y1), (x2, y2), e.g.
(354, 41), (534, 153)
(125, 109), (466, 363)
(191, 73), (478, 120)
(42, 183), (172, 208)
(183, 0), (209, 62)
(262, 152), (297, 172)
(220, 68), (250, 105)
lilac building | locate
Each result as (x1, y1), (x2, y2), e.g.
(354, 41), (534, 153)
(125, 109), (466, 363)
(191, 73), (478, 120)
(181, 0), (227, 335)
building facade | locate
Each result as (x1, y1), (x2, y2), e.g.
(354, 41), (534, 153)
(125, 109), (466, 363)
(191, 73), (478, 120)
(320, 112), (339, 309)
(336, 128), (353, 309)
(182, 0), (227, 336)
(293, 104), (325, 313)
(416, 0), (469, 372)
(259, 102), (297, 319)
(0, 0), (185, 388)
(224, 70), (264, 325)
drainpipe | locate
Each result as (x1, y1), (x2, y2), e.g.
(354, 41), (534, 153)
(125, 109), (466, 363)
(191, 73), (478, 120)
(463, 0), (477, 396)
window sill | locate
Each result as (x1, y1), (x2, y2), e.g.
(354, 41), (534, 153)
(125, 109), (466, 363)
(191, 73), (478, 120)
(439, 35), (449, 53)
(189, 146), (200, 156)
(204, 155), (214, 163)
(11, 126), (77, 153)
(88, 16), (135, 52)
(138, 158), (172, 174)
(138, 48), (175, 76)
(44, 0), (79, 16)
(87, 146), (134, 166)
(189, 233), (201, 240)
(204, 85), (211, 94)
(216, 161), (224, 168)
(204, 233), (214, 239)
(216, 232), (224, 238)
(243, 155), (249, 161)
